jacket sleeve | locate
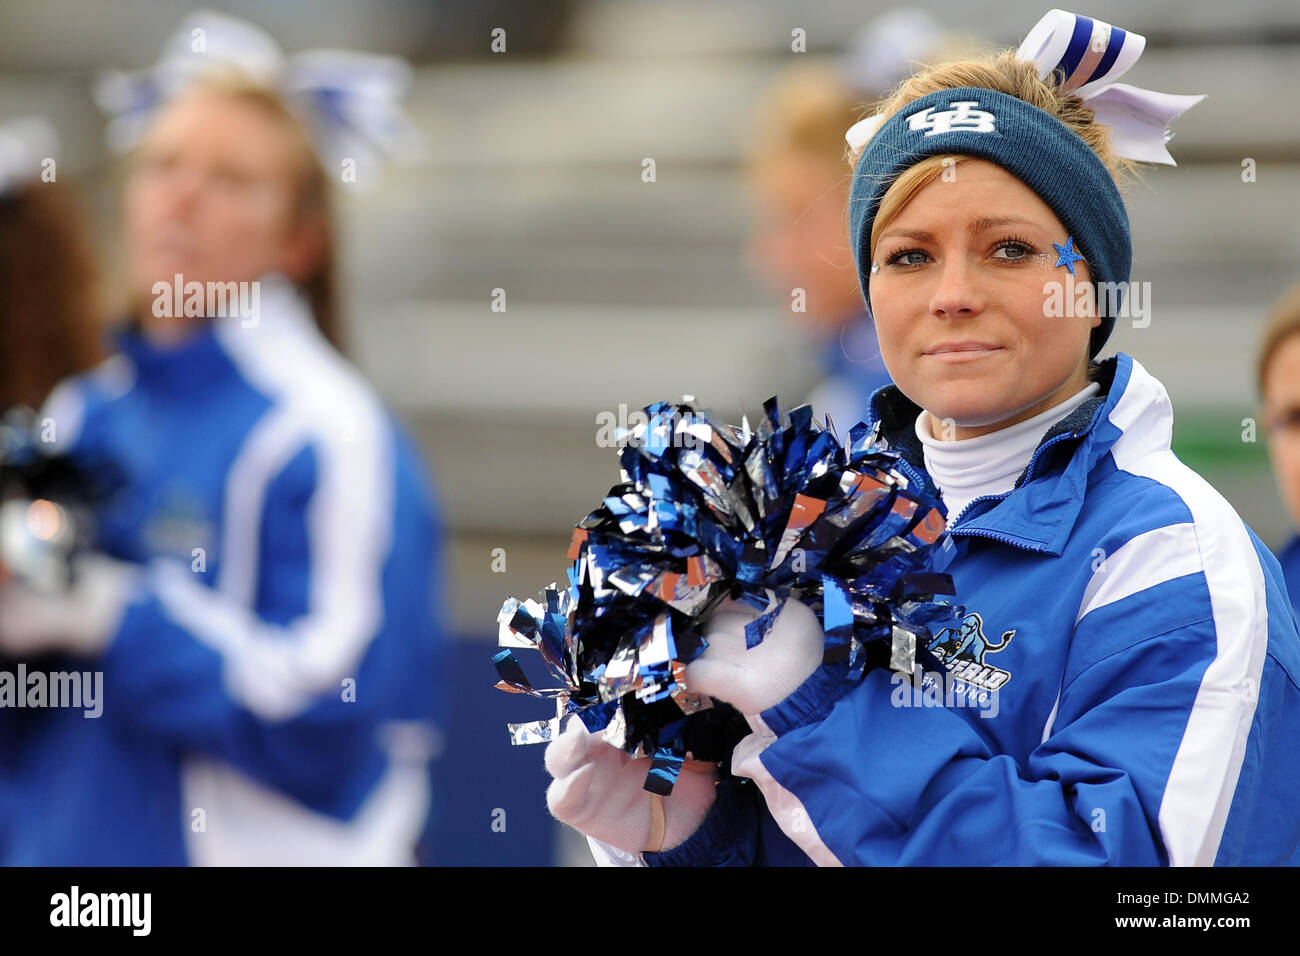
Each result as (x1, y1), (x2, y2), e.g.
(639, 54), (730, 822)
(94, 415), (442, 814)
(642, 776), (768, 867)
(732, 545), (1277, 866)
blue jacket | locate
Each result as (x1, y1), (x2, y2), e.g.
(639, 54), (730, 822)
(0, 277), (445, 865)
(644, 352), (1300, 866)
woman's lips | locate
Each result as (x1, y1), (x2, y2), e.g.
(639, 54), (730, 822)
(924, 342), (1004, 362)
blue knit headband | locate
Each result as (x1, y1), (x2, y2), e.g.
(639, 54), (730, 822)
(848, 86), (1130, 358)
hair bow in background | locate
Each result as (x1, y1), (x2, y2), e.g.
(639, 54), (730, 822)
(845, 8), (1206, 164)
(0, 116), (59, 197)
(93, 8), (426, 181)
(839, 7), (946, 100)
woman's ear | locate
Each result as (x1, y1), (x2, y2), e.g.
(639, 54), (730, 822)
(276, 213), (326, 284)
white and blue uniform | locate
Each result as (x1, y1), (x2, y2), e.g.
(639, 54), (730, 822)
(0, 277), (445, 865)
(644, 352), (1300, 866)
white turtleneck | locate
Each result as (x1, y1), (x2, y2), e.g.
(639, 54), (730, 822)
(915, 381), (1102, 523)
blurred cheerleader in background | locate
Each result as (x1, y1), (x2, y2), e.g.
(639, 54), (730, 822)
(1258, 283), (1300, 621)
(0, 12), (446, 865)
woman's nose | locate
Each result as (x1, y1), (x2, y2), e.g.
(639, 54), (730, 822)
(169, 167), (205, 210)
(928, 254), (985, 319)
(147, 162), (204, 217)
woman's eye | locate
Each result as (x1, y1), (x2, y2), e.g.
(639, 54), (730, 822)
(1269, 407), (1300, 433)
(133, 151), (176, 175)
(992, 241), (1034, 261)
(886, 249), (929, 266)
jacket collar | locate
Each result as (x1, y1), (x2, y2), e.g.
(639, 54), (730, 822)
(112, 316), (232, 394)
(110, 274), (310, 394)
(867, 352), (1171, 555)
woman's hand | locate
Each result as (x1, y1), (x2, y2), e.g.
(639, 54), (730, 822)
(545, 597), (823, 856)
(0, 553), (136, 657)
(684, 596), (824, 716)
(544, 717), (718, 854)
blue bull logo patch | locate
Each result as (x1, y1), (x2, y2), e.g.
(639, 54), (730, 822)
(926, 612), (1015, 692)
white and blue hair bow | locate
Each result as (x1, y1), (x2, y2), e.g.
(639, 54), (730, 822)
(0, 116), (59, 197)
(846, 8), (1205, 165)
(93, 9), (425, 179)
(840, 7), (946, 99)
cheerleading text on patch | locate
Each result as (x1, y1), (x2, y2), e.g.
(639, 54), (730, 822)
(890, 668), (1001, 719)
(906, 100), (997, 136)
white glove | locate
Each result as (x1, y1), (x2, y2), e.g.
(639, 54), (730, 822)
(0, 552), (138, 657)
(684, 596), (824, 716)
(544, 716), (719, 855)
(545, 596), (824, 857)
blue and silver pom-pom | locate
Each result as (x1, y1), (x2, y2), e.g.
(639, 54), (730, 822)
(494, 397), (964, 794)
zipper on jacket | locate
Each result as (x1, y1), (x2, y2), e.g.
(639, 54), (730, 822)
(876, 392), (1104, 551)
(931, 417), (1101, 551)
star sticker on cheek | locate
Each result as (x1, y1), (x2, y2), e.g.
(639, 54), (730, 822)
(1053, 235), (1086, 276)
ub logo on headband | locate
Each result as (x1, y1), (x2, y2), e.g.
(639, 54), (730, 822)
(906, 100), (997, 136)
